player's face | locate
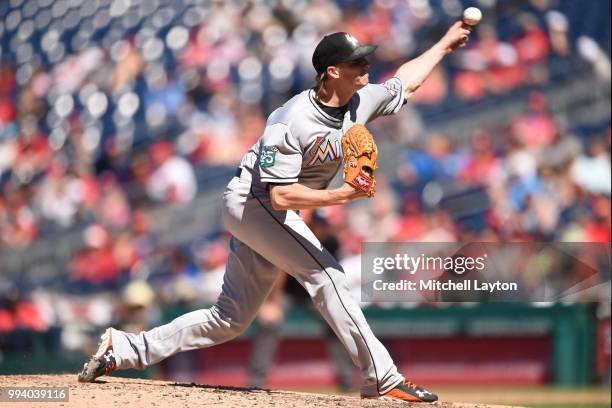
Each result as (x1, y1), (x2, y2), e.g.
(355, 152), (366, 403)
(338, 57), (370, 90)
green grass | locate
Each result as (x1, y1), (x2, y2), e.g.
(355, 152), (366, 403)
(524, 404), (610, 408)
(433, 386), (611, 408)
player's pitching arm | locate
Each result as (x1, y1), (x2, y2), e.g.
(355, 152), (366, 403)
(395, 21), (472, 100)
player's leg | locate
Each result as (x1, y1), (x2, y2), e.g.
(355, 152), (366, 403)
(226, 196), (406, 398)
(78, 236), (280, 380)
(279, 227), (436, 402)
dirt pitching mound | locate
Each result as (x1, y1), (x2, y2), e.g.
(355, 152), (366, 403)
(0, 375), (524, 408)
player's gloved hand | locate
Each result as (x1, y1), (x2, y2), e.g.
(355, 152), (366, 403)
(342, 124), (378, 198)
(338, 182), (369, 200)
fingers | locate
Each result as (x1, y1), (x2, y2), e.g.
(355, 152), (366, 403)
(342, 182), (365, 198)
(348, 184), (367, 196)
(451, 21), (472, 49)
(345, 184), (369, 199)
(453, 20), (473, 32)
(460, 22), (474, 32)
(459, 29), (472, 38)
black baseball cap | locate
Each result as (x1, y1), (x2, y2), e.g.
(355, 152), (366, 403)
(312, 32), (377, 75)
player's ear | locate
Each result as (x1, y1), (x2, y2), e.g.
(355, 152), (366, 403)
(326, 65), (340, 79)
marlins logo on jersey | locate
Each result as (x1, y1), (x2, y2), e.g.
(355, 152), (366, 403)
(305, 133), (341, 165)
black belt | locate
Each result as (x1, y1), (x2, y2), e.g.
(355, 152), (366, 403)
(235, 167), (243, 178)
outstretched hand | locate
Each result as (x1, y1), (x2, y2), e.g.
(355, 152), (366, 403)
(439, 21), (473, 53)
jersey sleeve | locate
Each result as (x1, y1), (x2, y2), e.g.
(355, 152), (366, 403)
(258, 123), (302, 184)
(356, 77), (405, 122)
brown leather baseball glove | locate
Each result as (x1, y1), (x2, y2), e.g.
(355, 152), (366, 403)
(342, 124), (377, 197)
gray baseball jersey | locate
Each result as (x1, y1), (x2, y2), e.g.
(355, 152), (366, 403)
(108, 78), (406, 396)
(242, 77), (405, 195)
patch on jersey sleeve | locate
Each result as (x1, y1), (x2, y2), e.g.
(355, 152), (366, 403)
(383, 78), (401, 98)
(260, 146), (279, 167)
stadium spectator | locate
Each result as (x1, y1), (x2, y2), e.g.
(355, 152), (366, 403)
(570, 138), (612, 196)
(146, 140), (197, 204)
(70, 224), (121, 290)
(194, 241), (227, 305)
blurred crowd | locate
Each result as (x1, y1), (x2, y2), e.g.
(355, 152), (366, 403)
(0, 0), (611, 356)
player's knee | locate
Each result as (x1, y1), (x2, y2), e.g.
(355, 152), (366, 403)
(211, 304), (250, 338)
(318, 270), (352, 300)
(223, 313), (250, 336)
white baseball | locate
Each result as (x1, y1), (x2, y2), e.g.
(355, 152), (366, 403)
(463, 7), (482, 26)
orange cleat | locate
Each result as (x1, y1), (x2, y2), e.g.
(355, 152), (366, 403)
(362, 380), (438, 403)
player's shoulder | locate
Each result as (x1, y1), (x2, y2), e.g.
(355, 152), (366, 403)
(356, 77), (402, 97)
(267, 89), (310, 126)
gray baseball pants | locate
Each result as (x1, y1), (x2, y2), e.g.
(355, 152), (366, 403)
(109, 175), (404, 396)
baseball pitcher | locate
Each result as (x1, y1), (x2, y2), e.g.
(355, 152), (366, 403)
(79, 21), (472, 403)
